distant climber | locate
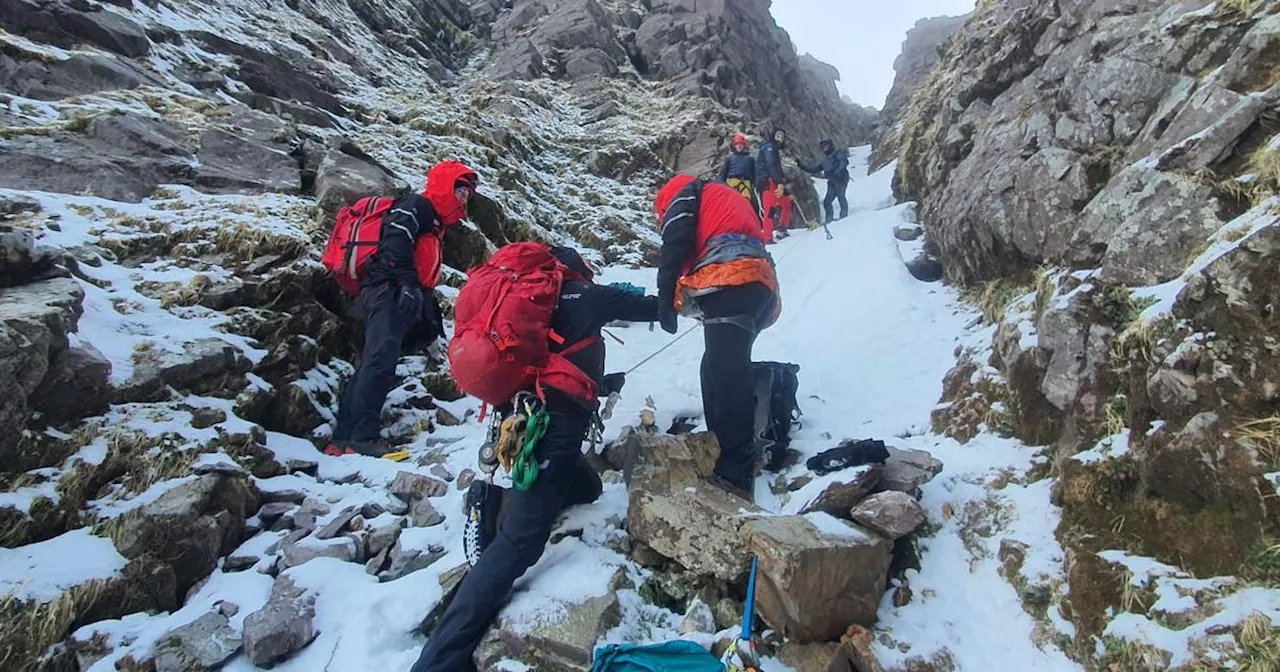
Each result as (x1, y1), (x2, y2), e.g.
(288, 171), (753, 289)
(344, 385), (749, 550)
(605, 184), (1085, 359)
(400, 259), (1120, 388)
(413, 245), (659, 671)
(321, 160), (478, 458)
(799, 139), (850, 224)
(655, 175), (782, 502)
(719, 133), (759, 212)
(755, 126), (792, 242)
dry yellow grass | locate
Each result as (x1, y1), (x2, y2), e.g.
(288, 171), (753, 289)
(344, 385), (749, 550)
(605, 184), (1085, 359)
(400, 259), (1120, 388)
(1238, 416), (1280, 470)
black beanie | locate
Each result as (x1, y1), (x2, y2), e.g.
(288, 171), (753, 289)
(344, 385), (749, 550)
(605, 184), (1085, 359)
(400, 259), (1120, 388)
(550, 246), (594, 281)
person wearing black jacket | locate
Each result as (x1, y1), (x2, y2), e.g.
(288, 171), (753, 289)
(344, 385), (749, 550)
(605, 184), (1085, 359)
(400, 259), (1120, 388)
(327, 161), (478, 458)
(755, 127), (792, 240)
(719, 133), (761, 218)
(411, 246), (659, 672)
(799, 139), (851, 224)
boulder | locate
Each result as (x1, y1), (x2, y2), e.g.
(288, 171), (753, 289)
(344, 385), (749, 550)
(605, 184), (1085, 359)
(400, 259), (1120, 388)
(314, 506), (361, 540)
(628, 484), (758, 582)
(193, 129), (301, 195)
(0, 224), (62, 288)
(380, 540), (445, 581)
(0, 114), (189, 201)
(28, 343), (111, 425)
(624, 431), (758, 581)
(114, 338), (252, 404)
(281, 537), (359, 568)
(242, 576), (318, 667)
(151, 611), (242, 672)
(681, 598), (716, 635)
(0, 276), (84, 466)
(311, 143), (405, 214)
(776, 641), (843, 672)
(0, 0), (149, 57)
(54, 6), (151, 57)
(409, 498), (444, 528)
(113, 473), (260, 602)
(475, 573), (624, 670)
(849, 491), (926, 540)
(389, 471), (449, 500)
(877, 447), (942, 497)
(744, 514), (892, 642)
(366, 520), (403, 557)
(796, 464), (883, 518)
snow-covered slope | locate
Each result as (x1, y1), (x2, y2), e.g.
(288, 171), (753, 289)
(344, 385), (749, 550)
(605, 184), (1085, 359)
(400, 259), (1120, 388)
(0, 149), (1070, 670)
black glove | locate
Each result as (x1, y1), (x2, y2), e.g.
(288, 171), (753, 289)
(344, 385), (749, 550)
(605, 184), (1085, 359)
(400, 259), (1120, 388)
(396, 283), (423, 317)
(420, 293), (445, 342)
(601, 372), (626, 397)
(658, 305), (678, 334)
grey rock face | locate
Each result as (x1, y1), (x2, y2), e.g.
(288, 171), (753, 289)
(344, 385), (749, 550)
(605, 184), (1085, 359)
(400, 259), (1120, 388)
(888, 0), (1270, 285)
(242, 576), (319, 666)
(114, 473), (260, 602)
(152, 611), (242, 672)
(114, 337), (251, 404)
(872, 13), (969, 167)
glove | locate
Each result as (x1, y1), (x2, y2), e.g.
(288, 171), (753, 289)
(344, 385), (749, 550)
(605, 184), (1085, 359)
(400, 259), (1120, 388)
(421, 293), (445, 342)
(601, 372), (626, 396)
(396, 283), (423, 317)
(607, 282), (645, 296)
(658, 305), (678, 334)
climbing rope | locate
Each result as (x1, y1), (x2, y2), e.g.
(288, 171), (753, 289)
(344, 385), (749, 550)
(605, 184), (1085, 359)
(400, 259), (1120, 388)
(509, 406), (549, 490)
(625, 322), (703, 375)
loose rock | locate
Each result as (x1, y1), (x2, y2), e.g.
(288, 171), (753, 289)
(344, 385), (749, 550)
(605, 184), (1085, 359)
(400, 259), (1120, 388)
(849, 491), (927, 540)
(242, 576), (318, 666)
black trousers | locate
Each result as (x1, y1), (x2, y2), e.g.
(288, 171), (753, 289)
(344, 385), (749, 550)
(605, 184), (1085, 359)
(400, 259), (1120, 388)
(823, 178), (849, 223)
(410, 396), (602, 672)
(696, 283), (773, 491)
(333, 284), (415, 444)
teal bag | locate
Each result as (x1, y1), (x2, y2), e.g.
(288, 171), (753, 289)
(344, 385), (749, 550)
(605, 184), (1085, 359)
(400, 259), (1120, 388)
(591, 640), (725, 672)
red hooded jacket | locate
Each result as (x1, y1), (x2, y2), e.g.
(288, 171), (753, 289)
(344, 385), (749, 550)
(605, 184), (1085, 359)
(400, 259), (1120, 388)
(410, 161), (478, 287)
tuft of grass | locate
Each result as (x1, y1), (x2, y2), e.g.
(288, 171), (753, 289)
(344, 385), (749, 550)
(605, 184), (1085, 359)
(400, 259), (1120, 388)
(1102, 394), (1128, 437)
(962, 277), (1031, 325)
(0, 579), (117, 672)
(1242, 539), (1280, 587)
(130, 341), (159, 365)
(1238, 611), (1280, 671)
(1245, 137), (1280, 196)
(1238, 416), (1280, 471)
(1216, 0), (1261, 16)
(1097, 637), (1170, 671)
(1098, 285), (1157, 329)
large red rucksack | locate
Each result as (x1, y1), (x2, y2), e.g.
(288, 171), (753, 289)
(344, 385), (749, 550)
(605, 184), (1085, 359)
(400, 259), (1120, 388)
(449, 242), (597, 407)
(320, 196), (396, 296)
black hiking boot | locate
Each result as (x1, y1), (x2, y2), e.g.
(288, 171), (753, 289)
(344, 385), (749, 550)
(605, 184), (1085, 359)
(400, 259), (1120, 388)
(462, 481), (504, 567)
(708, 473), (755, 504)
(345, 439), (393, 458)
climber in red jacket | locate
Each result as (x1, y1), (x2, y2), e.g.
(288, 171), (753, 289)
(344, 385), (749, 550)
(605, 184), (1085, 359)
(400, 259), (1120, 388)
(655, 174), (782, 501)
(326, 161), (478, 458)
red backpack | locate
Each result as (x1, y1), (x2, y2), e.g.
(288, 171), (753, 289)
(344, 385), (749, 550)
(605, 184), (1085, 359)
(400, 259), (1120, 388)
(448, 242), (598, 407)
(320, 196), (396, 296)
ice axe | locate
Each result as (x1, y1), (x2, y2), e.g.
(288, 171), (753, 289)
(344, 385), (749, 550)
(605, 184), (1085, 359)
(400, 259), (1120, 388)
(794, 200), (832, 240)
(721, 556), (762, 672)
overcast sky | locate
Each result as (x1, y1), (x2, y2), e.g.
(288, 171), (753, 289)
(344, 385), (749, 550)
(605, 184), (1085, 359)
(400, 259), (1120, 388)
(771, 0), (977, 109)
